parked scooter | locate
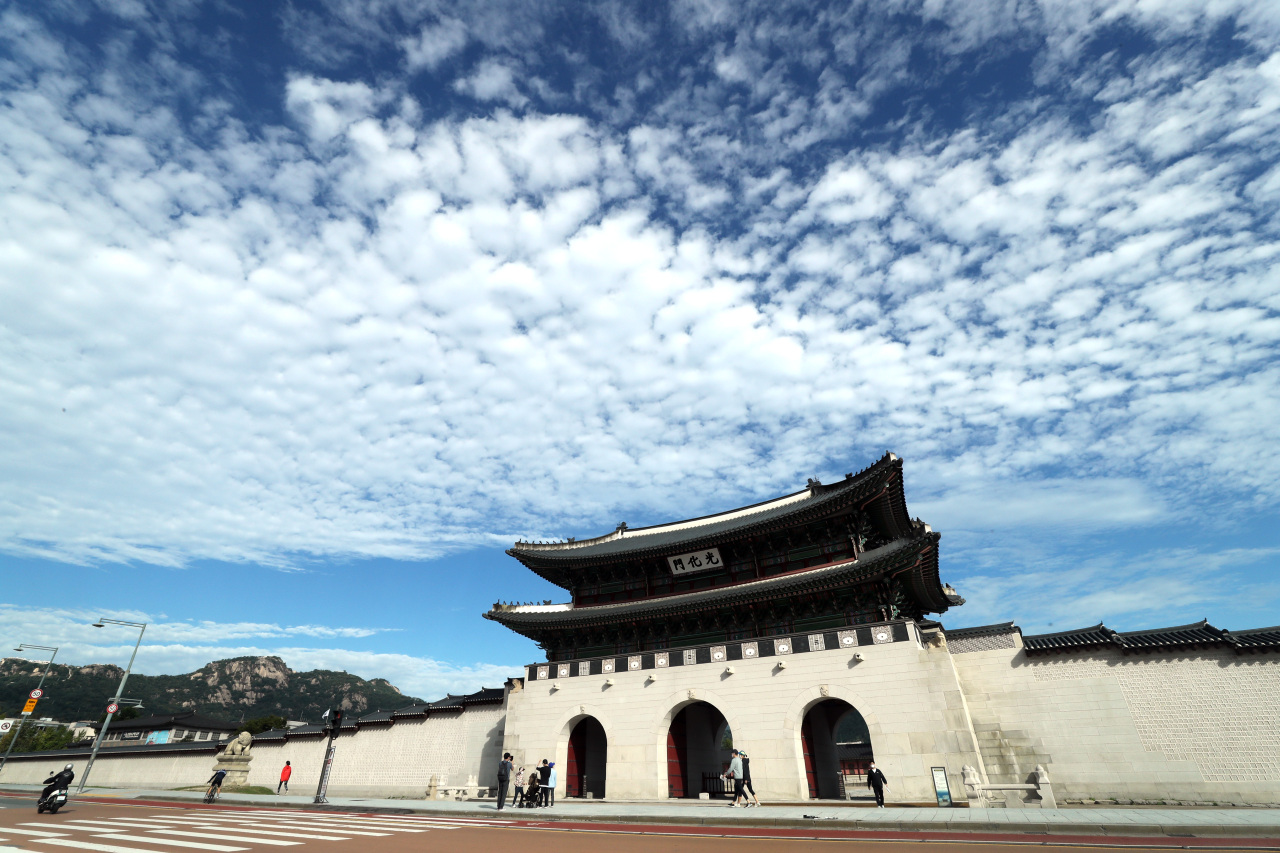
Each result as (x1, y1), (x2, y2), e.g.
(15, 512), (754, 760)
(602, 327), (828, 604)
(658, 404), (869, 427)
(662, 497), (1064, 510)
(37, 764), (75, 814)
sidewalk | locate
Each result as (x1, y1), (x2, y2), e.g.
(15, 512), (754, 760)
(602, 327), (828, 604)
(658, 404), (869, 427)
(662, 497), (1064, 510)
(5, 784), (1279, 840)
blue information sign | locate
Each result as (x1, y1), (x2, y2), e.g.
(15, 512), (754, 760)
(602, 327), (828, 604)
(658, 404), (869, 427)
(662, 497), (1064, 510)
(931, 767), (953, 807)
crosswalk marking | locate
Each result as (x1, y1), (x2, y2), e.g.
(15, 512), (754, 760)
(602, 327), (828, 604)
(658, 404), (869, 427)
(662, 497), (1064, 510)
(5, 827), (71, 837)
(149, 830), (302, 846)
(65, 822), (132, 831)
(181, 826), (349, 841)
(212, 819), (411, 833)
(174, 820), (390, 837)
(88, 834), (249, 851)
(35, 839), (236, 853)
(262, 817), (427, 831)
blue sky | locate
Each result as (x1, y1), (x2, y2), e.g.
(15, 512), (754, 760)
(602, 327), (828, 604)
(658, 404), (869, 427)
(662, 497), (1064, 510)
(2, 0), (1278, 704)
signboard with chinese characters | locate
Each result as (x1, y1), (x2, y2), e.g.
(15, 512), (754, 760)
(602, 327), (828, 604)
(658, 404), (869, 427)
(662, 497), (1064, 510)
(667, 547), (724, 575)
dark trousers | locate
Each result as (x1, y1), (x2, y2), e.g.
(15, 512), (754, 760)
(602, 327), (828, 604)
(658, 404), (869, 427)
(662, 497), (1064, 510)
(540, 787), (550, 806)
(496, 779), (510, 809)
(511, 785), (523, 806)
(277, 780), (288, 793)
(871, 784), (884, 806)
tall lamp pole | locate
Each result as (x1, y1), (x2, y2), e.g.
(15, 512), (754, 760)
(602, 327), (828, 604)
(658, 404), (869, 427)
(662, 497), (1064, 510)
(0, 644), (59, 775)
(76, 618), (147, 794)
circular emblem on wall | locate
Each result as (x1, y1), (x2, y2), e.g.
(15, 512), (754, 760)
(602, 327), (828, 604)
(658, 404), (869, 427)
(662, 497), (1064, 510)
(712, 650), (724, 660)
(744, 647), (755, 656)
(29, 688), (43, 699)
(629, 660), (640, 669)
(842, 635), (855, 646)
(777, 642), (790, 653)
(875, 629), (890, 643)
(106, 702), (120, 714)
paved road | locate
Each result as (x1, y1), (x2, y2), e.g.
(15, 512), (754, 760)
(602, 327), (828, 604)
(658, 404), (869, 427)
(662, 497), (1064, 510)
(1, 796), (1276, 853)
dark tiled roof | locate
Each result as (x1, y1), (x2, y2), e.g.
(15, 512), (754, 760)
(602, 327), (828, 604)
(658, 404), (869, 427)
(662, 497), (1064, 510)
(487, 532), (943, 631)
(462, 687), (505, 705)
(1226, 625), (1280, 649)
(357, 709), (395, 724)
(508, 453), (908, 569)
(390, 703), (431, 719)
(944, 621), (1016, 639)
(284, 724), (329, 737)
(251, 728), (288, 742)
(95, 711), (239, 733)
(0, 741), (219, 760)
(1023, 620), (1280, 655)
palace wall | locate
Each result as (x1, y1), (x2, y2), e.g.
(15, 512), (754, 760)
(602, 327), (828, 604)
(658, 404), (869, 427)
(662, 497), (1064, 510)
(0, 704), (506, 799)
(502, 623), (983, 803)
(949, 631), (1280, 806)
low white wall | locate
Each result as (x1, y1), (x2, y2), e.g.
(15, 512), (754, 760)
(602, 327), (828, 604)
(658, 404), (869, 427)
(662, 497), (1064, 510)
(0, 705), (506, 800)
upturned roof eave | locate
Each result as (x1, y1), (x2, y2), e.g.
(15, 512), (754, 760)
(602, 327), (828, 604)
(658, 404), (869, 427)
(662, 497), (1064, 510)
(508, 453), (907, 572)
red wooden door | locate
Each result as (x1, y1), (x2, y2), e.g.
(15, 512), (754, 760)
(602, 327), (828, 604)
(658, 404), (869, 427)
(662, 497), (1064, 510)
(801, 716), (819, 798)
(667, 709), (688, 797)
(566, 721), (585, 797)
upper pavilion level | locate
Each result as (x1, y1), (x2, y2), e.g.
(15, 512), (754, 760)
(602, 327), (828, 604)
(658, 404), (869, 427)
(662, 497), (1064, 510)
(485, 453), (964, 661)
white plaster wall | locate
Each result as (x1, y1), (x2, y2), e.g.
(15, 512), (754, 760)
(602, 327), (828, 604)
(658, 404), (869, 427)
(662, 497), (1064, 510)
(952, 645), (1280, 805)
(503, 637), (981, 802)
(0, 707), (507, 800)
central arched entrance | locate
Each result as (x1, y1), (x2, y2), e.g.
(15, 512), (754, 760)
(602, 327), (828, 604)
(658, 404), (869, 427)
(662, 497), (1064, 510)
(801, 699), (874, 799)
(667, 701), (732, 798)
(565, 716), (606, 798)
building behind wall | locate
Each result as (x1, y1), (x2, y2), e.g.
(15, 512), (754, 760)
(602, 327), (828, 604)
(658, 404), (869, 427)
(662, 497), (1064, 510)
(490, 453), (1280, 806)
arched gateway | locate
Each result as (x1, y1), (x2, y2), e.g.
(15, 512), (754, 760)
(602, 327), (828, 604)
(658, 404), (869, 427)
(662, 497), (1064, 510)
(565, 716), (606, 798)
(801, 699), (874, 799)
(487, 453), (965, 801)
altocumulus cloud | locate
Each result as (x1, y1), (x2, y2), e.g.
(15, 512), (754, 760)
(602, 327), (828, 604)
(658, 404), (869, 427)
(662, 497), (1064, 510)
(0, 0), (1277, 637)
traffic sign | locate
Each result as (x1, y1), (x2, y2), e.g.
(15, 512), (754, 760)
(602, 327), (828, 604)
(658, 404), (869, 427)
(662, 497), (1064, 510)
(0, 720), (12, 732)
(29, 688), (43, 700)
(22, 698), (38, 714)
(106, 702), (120, 714)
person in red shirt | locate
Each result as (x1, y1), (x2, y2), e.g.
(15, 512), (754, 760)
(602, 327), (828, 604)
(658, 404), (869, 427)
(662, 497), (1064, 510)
(277, 761), (292, 794)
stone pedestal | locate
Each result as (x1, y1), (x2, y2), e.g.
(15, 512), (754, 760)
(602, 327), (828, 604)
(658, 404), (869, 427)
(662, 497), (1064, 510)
(213, 754), (252, 788)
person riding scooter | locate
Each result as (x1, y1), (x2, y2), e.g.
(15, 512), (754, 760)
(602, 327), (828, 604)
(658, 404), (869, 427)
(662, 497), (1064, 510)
(40, 764), (75, 809)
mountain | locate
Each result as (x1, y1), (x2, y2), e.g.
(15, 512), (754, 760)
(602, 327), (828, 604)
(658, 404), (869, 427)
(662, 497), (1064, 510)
(0, 656), (423, 724)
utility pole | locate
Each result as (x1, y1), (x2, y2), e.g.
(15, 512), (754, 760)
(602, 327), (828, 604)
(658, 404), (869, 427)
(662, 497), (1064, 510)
(313, 708), (343, 803)
(0, 644), (58, 774)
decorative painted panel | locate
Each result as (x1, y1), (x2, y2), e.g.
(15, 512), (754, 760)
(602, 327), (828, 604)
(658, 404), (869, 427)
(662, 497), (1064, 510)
(578, 661), (591, 676)
(537, 666), (549, 680)
(710, 645), (727, 663)
(774, 637), (794, 655)
(872, 625), (894, 644)
(837, 630), (859, 648)
(808, 633), (826, 651)
(558, 663), (571, 678)
(602, 659), (616, 673)
(741, 641), (759, 659)
(627, 655), (642, 671)
(683, 649), (697, 666)
(656, 652), (669, 667)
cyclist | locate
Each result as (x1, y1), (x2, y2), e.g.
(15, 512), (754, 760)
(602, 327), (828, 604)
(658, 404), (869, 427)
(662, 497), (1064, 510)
(204, 768), (227, 802)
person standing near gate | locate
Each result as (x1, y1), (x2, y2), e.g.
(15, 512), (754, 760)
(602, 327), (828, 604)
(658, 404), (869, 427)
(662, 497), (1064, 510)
(496, 752), (513, 810)
(511, 764), (526, 807)
(277, 761), (291, 794)
(537, 759), (551, 807)
(546, 762), (557, 807)
(727, 749), (746, 807)
(867, 761), (889, 808)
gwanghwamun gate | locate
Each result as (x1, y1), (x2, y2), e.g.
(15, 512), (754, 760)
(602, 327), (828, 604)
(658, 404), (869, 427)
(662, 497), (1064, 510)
(2, 454), (1277, 805)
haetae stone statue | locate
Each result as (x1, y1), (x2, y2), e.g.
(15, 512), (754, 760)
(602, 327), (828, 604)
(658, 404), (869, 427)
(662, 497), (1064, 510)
(213, 731), (253, 788)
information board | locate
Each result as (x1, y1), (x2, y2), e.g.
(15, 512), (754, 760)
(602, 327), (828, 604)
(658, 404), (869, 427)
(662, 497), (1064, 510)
(931, 766), (953, 807)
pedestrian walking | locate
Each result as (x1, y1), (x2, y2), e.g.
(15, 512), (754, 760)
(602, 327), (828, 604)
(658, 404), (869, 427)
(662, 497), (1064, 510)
(726, 749), (746, 807)
(525, 766), (540, 808)
(739, 751), (761, 807)
(511, 765), (525, 807)
(867, 761), (889, 808)
(496, 752), (513, 810)
(546, 761), (557, 807)
(277, 761), (291, 794)
(537, 759), (551, 807)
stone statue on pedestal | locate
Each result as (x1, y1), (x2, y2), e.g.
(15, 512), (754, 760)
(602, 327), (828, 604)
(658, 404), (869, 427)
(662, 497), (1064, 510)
(213, 731), (253, 788)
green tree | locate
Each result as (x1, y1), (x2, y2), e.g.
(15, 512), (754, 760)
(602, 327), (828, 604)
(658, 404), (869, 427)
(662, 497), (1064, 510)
(237, 715), (287, 736)
(0, 723), (75, 753)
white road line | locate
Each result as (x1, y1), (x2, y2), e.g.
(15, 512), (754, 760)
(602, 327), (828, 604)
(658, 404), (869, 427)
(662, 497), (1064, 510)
(244, 818), (423, 833)
(4, 827), (71, 837)
(279, 816), (433, 828)
(182, 825), (349, 841)
(149, 830), (301, 846)
(178, 820), (390, 836)
(35, 839), (232, 853)
(90, 834), (249, 852)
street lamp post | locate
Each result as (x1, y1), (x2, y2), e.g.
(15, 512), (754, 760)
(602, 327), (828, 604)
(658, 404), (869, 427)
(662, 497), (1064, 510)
(0, 644), (59, 775)
(76, 619), (147, 794)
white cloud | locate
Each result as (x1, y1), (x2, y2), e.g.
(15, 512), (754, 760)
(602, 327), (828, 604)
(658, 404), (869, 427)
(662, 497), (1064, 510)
(452, 60), (528, 108)
(401, 18), (468, 72)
